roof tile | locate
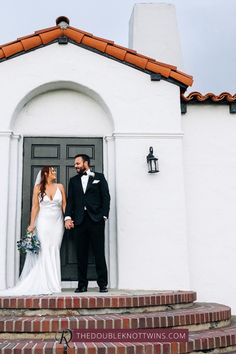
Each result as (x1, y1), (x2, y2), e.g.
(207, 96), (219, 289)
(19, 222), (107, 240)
(17, 33), (37, 41)
(81, 36), (108, 52)
(169, 71), (193, 87)
(134, 53), (157, 62)
(215, 92), (236, 102)
(182, 92), (236, 103)
(0, 19), (193, 88)
(146, 61), (171, 78)
(114, 44), (137, 55)
(105, 45), (127, 61)
(38, 28), (63, 45)
(174, 69), (193, 80)
(21, 36), (43, 51)
(66, 28), (84, 44)
(0, 39), (21, 48)
(35, 26), (59, 35)
(150, 59), (177, 71)
(0, 49), (4, 59)
(125, 52), (148, 70)
(69, 26), (93, 37)
(2, 42), (24, 58)
(92, 36), (114, 45)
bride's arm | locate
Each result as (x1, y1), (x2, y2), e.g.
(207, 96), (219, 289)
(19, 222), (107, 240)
(27, 185), (40, 232)
(58, 184), (66, 214)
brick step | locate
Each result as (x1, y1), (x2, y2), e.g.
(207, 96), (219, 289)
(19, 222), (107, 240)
(0, 303), (231, 340)
(1, 317), (236, 353)
(0, 290), (196, 313)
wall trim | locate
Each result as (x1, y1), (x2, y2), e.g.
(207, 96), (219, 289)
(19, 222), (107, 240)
(0, 131), (13, 137)
(111, 132), (184, 139)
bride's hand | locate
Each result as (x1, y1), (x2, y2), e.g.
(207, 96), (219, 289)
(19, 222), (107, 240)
(27, 225), (35, 233)
(65, 219), (74, 229)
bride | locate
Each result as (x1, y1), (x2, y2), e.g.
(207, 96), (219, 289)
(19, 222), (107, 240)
(0, 166), (66, 296)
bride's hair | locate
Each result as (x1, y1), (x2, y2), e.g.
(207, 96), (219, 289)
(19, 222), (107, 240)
(39, 166), (51, 201)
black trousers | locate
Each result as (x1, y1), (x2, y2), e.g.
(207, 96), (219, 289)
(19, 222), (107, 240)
(74, 211), (108, 288)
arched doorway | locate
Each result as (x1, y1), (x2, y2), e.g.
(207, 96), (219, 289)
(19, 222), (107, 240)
(10, 84), (116, 288)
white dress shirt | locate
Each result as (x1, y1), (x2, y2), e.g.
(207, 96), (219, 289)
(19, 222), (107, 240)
(81, 169), (90, 193)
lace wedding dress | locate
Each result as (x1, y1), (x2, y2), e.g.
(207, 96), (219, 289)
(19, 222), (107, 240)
(0, 187), (64, 296)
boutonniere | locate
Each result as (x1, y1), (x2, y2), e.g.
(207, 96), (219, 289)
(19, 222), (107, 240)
(88, 171), (95, 178)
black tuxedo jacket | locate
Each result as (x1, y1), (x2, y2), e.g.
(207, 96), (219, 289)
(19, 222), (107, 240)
(65, 172), (110, 225)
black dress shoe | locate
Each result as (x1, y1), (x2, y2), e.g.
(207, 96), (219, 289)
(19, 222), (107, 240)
(99, 286), (108, 293)
(74, 286), (87, 293)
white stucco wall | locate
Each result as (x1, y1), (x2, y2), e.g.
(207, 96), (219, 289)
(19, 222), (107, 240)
(183, 104), (236, 313)
(14, 89), (112, 136)
(0, 42), (189, 291)
(115, 134), (189, 289)
(0, 44), (181, 133)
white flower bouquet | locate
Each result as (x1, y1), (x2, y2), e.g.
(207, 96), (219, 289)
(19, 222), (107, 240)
(17, 230), (41, 254)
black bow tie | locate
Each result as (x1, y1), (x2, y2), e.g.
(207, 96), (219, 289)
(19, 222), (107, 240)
(79, 171), (87, 177)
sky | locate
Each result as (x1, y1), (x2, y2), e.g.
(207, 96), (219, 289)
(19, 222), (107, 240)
(1, 0), (235, 94)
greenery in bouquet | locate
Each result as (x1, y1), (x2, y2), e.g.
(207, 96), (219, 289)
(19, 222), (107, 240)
(17, 230), (41, 254)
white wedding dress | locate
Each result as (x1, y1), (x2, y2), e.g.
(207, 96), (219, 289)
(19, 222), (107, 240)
(0, 187), (64, 296)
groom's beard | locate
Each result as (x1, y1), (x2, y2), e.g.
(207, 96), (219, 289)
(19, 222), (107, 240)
(76, 166), (86, 175)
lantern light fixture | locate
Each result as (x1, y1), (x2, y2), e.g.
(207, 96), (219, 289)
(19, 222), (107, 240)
(146, 147), (159, 173)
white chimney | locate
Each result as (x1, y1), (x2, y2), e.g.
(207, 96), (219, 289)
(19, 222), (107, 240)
(129, 3), (183, 69)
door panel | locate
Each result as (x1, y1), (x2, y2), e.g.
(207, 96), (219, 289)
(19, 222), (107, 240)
(22, 137), (103, 281)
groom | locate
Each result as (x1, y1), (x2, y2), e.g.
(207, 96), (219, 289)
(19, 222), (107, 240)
(64, 154), (110, 293)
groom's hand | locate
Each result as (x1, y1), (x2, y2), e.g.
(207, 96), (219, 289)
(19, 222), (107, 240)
(65, 219), (74, 229)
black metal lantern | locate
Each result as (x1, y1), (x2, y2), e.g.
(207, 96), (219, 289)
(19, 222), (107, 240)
(146, 147), (159, 173)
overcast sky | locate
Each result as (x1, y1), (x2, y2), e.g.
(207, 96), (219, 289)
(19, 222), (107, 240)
(1, 0), (235, 94)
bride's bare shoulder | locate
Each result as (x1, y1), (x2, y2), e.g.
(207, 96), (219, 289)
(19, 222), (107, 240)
(57, 183), (65, 191)
(34, 184), (40, 191)
(32, 184), (40, 199)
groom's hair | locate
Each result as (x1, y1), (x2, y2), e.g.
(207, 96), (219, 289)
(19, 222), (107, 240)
(74, 154), (90, 165)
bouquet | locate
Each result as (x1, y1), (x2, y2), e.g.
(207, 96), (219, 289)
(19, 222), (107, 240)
(17, 230), (41, 254)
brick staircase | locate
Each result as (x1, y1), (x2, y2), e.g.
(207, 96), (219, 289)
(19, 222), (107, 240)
(0, 289), (236, 353)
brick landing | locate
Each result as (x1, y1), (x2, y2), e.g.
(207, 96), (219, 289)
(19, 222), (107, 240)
(0, 289), (196, 310)
(0, 290), (235, 353)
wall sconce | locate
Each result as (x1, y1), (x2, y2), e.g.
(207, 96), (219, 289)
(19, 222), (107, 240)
(146, 147), (159, 173)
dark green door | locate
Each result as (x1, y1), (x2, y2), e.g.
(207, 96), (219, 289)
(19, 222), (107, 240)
(22, 137), (103, 281)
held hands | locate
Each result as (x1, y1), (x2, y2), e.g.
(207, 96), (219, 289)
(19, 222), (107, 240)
(65, 219), (74, 230)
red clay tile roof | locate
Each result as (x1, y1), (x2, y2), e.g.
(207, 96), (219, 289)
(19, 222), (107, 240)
(181, 92), (236, 103)
(0, 20), (193, 88)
